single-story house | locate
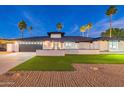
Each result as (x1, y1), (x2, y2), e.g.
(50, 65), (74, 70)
(0, 31), (124, 55)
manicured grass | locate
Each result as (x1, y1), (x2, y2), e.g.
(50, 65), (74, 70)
(11, 54), (124, 71)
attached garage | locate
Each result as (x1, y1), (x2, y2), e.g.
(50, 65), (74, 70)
(19, 44), (42, 52)
(0, 44), (6, 51)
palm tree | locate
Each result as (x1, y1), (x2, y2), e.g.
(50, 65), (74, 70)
(18, 20), (27, 39)
(56, 23), (63, 31)
(86, 23), (92, 37)
(80, 25), (87, 36)
(28, 26), (33, 37)
(106, 6), (118, 38)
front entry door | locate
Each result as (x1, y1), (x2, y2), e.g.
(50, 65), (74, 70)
(53, 42), (61, 50)
(54, 42), (58, 49)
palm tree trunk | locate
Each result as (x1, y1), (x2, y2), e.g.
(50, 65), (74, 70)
(87, 30), (88, 37)
(21, 30), (23, 39)
(109, 14), (112, 38)
(81, 32), (84, 37)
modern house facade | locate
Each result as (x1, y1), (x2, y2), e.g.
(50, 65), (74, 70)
(0, 31), (124, 55)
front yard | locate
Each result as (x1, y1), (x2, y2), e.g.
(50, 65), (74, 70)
(11, 54), (124, 71)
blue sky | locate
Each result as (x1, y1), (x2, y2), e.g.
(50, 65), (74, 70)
(0, 5), (124, 38)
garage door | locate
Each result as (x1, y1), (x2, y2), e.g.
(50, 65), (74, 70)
(0, 44), (6, 51)
(19, 44), (42, 52)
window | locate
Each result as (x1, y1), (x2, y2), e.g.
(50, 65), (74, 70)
(64, 42), (78, 49)
(40, 42), (42, 44)
(37, 42), (39, 44)
(109, 40), (118, 49)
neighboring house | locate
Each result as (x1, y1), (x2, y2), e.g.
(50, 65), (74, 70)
(0, 32), (124, 55)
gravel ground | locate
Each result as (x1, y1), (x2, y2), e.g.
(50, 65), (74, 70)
(0, 64), (124, 87)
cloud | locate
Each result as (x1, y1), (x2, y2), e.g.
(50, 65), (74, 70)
(21, 11), (47, 36)
(22, 11), (41, 27)
(112, 17), (124, 28)
(89, 16), (124, 37)
(19, 10), (124, 37)
(67, 24), (80, 35)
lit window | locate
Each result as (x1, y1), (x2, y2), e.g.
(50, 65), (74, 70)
(109, 40), (118, 49)
(65, 42), (68, 46)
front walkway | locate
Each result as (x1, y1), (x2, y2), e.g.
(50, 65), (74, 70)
(100, 51), (124, 54)
(0, 52), (35, 75)
(1, 64), (124, 87)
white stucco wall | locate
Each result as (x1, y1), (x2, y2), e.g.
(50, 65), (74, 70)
(78, 42), (91, 49)
(7, 42), (19, 52)
(50, 34), (61, 38)
(66, 49), (100, 54)
(99, 41), (109, 51)
(36, 50), (65, 56)
(42, 41), (101, 50)
(89, 40), (109, 52)
(7, 44), (15, 52)
(91, 41), (99, 49)
(36, 49), (100, 56)
(118, 41), (123, 50)
(14, 42), (19, 52)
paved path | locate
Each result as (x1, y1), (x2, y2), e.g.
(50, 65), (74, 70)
(0, 52), (35, 75)
(100, 51), (124, 54)
(1, 64), (124, 87)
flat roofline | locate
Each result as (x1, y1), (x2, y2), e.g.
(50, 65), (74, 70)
(47, 32), (65, 37)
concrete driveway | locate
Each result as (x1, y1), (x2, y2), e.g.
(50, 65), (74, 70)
(0, 52), (35, 75)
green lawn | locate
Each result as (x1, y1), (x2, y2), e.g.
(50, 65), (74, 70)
(11, 54), (124, 71)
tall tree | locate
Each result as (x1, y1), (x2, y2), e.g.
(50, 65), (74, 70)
(18, 20), (27, 39)
(56, 23), (63, 31)
(101, 28), (124, 39)
(80, 23), (92, 37)
(80, 25), (87, 36)
(106, 6), (118, 38)
(86, 23), (92, 37)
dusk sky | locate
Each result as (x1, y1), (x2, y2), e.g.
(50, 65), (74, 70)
(0, 5), (124, 38)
